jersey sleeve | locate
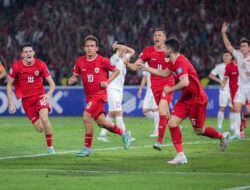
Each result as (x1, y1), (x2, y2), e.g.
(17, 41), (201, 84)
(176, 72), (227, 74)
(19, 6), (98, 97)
(110, 53), (119, 66)
(174, 61), (188, 79)
(210, 65), (219, 76)
(73, 59), (81, 76)
(139, 48), (149, 62)
(41, 62), (51, 78)
(103, 57), (117, 71)
(232, 49), (244, 67)
(8, 63), (18, 80)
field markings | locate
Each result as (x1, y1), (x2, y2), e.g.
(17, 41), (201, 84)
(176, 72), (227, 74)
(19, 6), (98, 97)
(221, 185), (250, 190)
(0, 138), (249, 160)
(0, 168), (250, 177)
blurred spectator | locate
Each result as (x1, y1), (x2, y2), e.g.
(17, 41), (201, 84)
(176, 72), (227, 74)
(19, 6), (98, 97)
(0, 0), (249, 85)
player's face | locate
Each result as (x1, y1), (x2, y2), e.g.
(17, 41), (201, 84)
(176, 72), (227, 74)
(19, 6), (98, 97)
(84, 40), (99, 57)
(153, 31), (166, 48)
(240, 42), (250, 55)
(164, 46), (171, 56)
(222, 52), (232, 64)
(21, 47), (35, 65)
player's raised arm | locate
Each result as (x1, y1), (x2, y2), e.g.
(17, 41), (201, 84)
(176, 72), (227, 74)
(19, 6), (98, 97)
(6, 76), (16, 113)
(221, 23), (234, 53)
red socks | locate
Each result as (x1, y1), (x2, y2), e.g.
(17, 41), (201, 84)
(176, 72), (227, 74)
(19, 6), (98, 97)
(85, 134), (93, 148)
(169, 127), (183, 153)
(45, 134), (53, 147)
(204, 127), (223, 139)
(109, 124), (123, 135)
(157, 115), (168, 144)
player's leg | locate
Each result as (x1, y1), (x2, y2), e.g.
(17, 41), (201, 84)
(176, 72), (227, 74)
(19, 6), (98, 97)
(96, 113), (130, 150)
(190, 102), (230, 151)
(217, 106), (225, 132)
(39, 108), (55, 153)
(98, 112), (114, 142)
(167, 100), (187, 164)
(217, 90), (228, 132)
(241, 101), (250, 129)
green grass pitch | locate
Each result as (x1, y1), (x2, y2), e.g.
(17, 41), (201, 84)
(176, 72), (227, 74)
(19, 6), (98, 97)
(0, 116), (249, 190)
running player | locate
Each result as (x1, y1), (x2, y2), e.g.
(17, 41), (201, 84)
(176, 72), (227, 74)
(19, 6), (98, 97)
(7, 43), (56, 153)
(68, 35), (130, 157)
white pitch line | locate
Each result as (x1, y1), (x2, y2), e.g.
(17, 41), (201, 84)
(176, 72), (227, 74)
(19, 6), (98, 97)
(0, 168), (250, 177)
(221, 185), (250, 190)
(0, 138), (249, 160)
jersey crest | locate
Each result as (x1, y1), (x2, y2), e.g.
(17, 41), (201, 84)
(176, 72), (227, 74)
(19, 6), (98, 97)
(94, 68), (100, 73)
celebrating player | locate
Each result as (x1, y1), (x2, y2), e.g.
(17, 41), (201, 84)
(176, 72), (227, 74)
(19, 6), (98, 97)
(221, 23), (250, 139)
(68, 35), (130, 157)
(141, 38), (230, 164)
(209, 51), (234, 132)
(97, 42), (135, 142)
(125, 28), (175, 150)
(137, 62), (159, 137)
(7, 43), (56, 154)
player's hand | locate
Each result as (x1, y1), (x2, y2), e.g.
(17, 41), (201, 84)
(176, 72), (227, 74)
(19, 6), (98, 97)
(221, 22), (229, 33)
(100, 81), (109, 88)
(40, 94), (49, 102)
(9, 104), (16, 114)
(163, 85), (171, 94)
(137, 63), (147, 70)
(68, 76), (78, 85)
(137, 89), (142, 98)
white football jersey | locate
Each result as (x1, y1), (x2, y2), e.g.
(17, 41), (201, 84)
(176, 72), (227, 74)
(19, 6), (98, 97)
(210, 63), (229, 92)
(108, 53), (127, 91)
(232, 50), (250, 88)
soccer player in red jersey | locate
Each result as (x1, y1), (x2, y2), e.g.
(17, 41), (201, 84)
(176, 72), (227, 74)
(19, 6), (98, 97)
(141, 38), (230, 164)
(125, 29), (175, 150)
(0, 61), (6, 79)
(68, 35), (130, 157)
(7, 43), (56, 154)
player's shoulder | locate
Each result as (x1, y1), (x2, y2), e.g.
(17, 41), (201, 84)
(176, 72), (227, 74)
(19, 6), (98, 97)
(35, 58), (46, 65)
(97, 55), (110, 63)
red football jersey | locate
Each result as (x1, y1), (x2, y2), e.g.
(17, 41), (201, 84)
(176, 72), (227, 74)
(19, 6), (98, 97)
(8, 58), (50, 99)
(73, 54), (116, 100)
(168, 54), (208, 103)
(224, 62), (239, 99)
(139, 46), (175, 92)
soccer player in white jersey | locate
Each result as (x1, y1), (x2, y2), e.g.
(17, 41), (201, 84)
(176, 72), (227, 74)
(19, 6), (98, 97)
(209, 51), (234, 132)
(221, 22), (250, 140)
(98, 42), (135, 142)
(137, 62), (159, 137)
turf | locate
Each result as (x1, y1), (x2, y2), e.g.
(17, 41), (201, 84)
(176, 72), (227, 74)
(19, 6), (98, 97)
(0, 116), (249, 190)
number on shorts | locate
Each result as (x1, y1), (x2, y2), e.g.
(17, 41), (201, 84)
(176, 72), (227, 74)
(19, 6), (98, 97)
(86, 102), (92, 109)
(87, 74), (94, 82)
(39, 99), (47, 106)
(191, 118), (196, 126)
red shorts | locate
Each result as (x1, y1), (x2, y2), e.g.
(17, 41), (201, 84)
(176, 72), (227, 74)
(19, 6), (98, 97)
(85, 97), (106, 120)
(22, 95), (51, 124)
(172, 99), (207, 129)
(152, 89), (173, 105)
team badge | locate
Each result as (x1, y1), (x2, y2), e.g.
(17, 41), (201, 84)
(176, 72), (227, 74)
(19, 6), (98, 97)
(34, 70), (39, 76)
(94, 68), (100, 73)
(177, 67), (183, 74)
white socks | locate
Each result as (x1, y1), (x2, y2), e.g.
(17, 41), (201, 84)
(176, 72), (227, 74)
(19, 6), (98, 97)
(99, 115), (113, 137)
(145, 111), (159, 132)
(217, 111), (224, 129)
(116, 116), (126, 131)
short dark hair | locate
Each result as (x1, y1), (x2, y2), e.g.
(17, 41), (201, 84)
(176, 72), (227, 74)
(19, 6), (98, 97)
(165, 38), (180, 53)
(113, 42), (125, 53)
(20, 43), (33, 51)
(240, 37), (249, 46)
(84, 35), (99, 47)
(153, 28), (166, 36)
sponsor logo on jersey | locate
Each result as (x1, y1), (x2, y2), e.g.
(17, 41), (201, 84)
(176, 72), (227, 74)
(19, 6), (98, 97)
(34, 70), (39, 76)
(94, 68), (100, 73)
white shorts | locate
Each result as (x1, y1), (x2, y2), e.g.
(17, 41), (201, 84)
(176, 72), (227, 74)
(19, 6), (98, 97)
(219, 89), (232, 107)
(234, 87), (250, 104)
(143, 88), (158, 110)
(108, 88), (123, 112)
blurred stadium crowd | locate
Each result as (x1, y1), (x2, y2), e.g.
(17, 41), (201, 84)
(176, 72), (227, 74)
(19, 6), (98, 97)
(0, 0), (249, 85)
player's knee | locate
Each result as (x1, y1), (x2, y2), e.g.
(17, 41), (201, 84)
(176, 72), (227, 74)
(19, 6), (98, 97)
(194, 128), (204, 135)
(35, 125), (44, 133)
(83, 115), (91, 124)
(40, 117), (49, 125)
(168, 119), (176, 127)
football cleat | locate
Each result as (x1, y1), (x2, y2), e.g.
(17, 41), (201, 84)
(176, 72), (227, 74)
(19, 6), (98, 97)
(229, 134), (241, 141)
(167, 153), (188, 165)
(47, 147), (55, 154)
(220, 132), (230, 152)
(122, 130), (130, 150)
(153, 142), (162, 151)
(150, 131), (158, 137)
(76, 147), (92, 157)
(97, 136), (109, 143)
